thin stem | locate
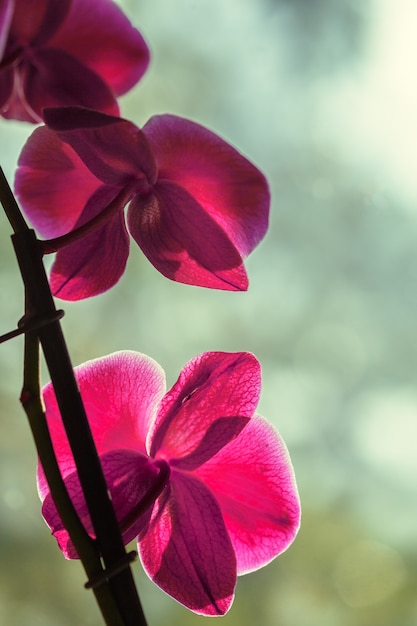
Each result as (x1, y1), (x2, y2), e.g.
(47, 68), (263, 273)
(0, 167), (29, 233)
(13, 229), (148, 626)
(41, 184), (135, 254)
(21, 315), (125, 626)
(0, 170), (148, 625)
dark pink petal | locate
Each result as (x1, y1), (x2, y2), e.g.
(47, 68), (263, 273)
(9, 0), (70, 44)
(15, 126), (101, 238)
(74, 351), (166, 455)
(149, 352), (260, 460)
(1, 67), (42, 122)
(170, 416), (249, 471)
(196, 416), (301, 574)
(142, 114), (270, 257)
(49, 185), (129, 300)
(37, 351), (166, 498)
(44, 106), (157, 187)
(49, 0), (150, 95)
(0, 0), (13, 59)
(24, 49), (119, 119)
(0, 0), (15, 113)
(41, 469), (90, 559)
(139, 471), (236, 615)
(9, 0), (48, 42)
(41, 450), (161, 559)
(127, 182), (248, 291)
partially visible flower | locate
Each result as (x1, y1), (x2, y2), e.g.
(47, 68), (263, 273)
(15, 106), (270, 299)
(39, 351), (300, 616)
(0, 0), (149, 122)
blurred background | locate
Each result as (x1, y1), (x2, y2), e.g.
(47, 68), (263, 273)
(1, 0), (417, 624)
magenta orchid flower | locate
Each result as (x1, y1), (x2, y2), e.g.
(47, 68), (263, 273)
(39, 351), (300, 615)
(0, 0), (149, 122)
(15, 106), (270, 300)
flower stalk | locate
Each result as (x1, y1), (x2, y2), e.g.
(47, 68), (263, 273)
(0, 167), (147, 626)
(21, 314), (126, 626)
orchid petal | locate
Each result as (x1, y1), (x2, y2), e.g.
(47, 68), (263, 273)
(9, 0), (70, 45)
(49, 185), (129, 300)
(8, 0), (46, 42)
(74, 351), (166, 455)
(41, 449), (160, 559)
(44, 106), (157, 187)
(15, 126), (101, 238)
(139, 471), (236, 615)
(142, 114), (270, 256)
(0, 0), (13, 59)
(196, 416), (301, 574)
(49, 0), (149, 95)
(24, 49), (119, 120)
(127, 182), (248, 291)
(14, 0), (71, 45)
(41, 468), (90, 560)
(37, 351), (166, 498)
(170, 416), (249, 471)
(149, 352), (260, 459)
(1, 69), (43, 122)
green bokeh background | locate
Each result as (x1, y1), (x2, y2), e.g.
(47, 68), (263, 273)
(1, 0), (417, 624)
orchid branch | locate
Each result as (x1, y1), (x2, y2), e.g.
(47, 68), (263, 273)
(0, 167), (148, 626)
(21, 310), (125, 626)
(0, 167), (28, 232)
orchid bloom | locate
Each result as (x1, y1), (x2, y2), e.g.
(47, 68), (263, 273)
(15, 106), (270, 300)
(39, 351), (300, 615)
(0, 0), (149, 122)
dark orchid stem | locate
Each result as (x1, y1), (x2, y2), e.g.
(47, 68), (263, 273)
(0, 167), (28, 232)
(41, 184), (135, 254)
(21, 309), (125, 626)
(0, 168), (148, 626)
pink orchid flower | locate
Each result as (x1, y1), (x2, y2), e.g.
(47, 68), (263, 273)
(15, 106), (270, 300)
(39, 351), (300, 615)
(0, 0), (149, 122)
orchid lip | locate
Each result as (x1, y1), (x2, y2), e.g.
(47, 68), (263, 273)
(131, 175), (154, 196)
(0, 46), (23, 70)
(118, 459), (170, 535)
(41, 183), (137, 255)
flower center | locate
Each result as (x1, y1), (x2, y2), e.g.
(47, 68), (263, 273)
(0, 46), (24, 71)
(131, 175), (154, 197)
(41, 184), (137, 255)
(118, 459), (170, 535)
